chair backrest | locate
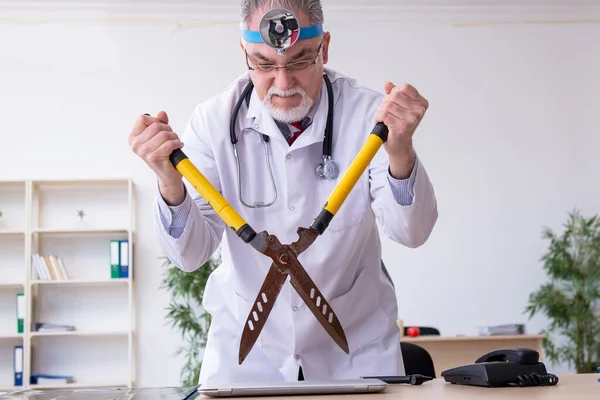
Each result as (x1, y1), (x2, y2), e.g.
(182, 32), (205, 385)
(401, 342), (436, 378)
(403, 326), (440, 336)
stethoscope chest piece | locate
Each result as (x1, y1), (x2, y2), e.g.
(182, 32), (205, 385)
(316, 156), (339, 180)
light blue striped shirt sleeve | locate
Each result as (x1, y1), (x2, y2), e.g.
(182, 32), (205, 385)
(386, 157), (419, 206)
(157, 184), (192, 239)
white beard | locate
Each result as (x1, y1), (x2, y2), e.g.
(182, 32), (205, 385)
(263, 86), (314, 123)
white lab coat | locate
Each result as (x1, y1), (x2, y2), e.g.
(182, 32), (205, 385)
(155, 67), (438, 385)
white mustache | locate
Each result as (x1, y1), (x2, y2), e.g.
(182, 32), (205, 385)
(266, 87), (304, 99)
(262, 86), (314, 123)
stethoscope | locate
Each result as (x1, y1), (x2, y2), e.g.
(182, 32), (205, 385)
(230, 73), (338, 208)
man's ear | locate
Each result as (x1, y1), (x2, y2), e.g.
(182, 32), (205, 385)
(239, 38), (244, 52)
(322, 32), (331, 64)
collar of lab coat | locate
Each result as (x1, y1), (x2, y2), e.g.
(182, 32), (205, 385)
(244, 77), (328, 150)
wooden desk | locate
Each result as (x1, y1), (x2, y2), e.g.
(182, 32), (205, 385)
(402, 334), (546, 375)
(227, 374), (598, 399)
(2, 374), (596, 399)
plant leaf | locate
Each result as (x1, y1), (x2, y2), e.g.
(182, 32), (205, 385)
(159, 253), (219, 385)
(525, 209), (600, 374)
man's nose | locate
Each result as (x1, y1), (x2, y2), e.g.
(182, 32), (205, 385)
(274, 68), (294, 91)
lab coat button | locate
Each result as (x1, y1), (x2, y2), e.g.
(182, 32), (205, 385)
(295, 354), (300, 360)
(253, 124), (259, 129)
(289, 206), (294, 211)
(293, 306), (298, 312)
(286, 154), (291, 160)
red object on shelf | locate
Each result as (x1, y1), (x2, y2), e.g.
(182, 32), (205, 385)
(406, 327), (420, 337)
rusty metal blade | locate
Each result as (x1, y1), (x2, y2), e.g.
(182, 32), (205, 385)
(284, 248), (350, 354)
(238, 263), (288, 365)
(248, 230), (269, 254)
(288, 227), (319, 256)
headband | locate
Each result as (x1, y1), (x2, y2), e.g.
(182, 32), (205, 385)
(241, 8), (323, 55)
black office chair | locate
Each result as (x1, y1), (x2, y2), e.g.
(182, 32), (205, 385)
(403, 326), (440, 336)
(401, 342), (436, 378)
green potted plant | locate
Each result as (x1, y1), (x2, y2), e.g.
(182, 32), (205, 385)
(525, 209), (600, 373)
(160, 253), (219, 386)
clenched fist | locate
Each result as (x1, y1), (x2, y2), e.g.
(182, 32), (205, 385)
(128, 111), (186, 205)
(374, 82), (429, 179)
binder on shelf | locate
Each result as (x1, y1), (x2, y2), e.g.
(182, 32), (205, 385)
(119, 239), (129, 278)
(14, 346), (23, 386)
(16, 293), (24, 334)
(110, 239), (120, 278)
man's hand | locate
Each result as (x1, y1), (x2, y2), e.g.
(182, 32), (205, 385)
(374, 82), (429, 179)
(128, 111), (186, 205)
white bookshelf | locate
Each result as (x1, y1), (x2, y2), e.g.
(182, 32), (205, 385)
(0, 179), (135, 390)
(0, 181), (27, 391)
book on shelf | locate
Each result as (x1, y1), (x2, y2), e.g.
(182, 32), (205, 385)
(110, 239), (129, 279)
(30, 374), (74, 385)
(32, 253), (69, 281)
(33, 322), (75, 332)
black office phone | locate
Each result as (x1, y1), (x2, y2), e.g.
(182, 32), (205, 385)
(441, 348), (559, 387)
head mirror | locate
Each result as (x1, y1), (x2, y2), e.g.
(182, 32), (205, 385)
(259, 8), (300, 55)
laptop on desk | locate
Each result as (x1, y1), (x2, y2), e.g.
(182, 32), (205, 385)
(197, 379), (387, 398)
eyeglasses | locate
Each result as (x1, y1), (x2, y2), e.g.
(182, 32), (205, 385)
(245, 39), (324, 74)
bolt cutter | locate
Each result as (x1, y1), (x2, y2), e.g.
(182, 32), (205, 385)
(169, 122), (389, 364)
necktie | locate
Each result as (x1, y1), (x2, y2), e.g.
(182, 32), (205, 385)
(288, 121), (304, 145)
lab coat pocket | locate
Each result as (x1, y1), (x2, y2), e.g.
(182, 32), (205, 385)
(202, 268), (251, 339)
(328, 268), (390, 355)
(315, 173), (368, 233)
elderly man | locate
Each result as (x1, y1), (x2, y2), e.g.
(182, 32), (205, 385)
(129, 0), (437, 385)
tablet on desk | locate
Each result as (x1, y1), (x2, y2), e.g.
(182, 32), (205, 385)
(197, 378), (388, 397)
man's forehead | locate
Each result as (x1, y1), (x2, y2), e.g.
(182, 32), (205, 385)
(246, 40), (317, 61)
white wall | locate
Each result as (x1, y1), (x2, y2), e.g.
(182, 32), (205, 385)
(1, 0), (599, 384)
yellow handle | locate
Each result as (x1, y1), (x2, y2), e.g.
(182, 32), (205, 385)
(310, 123), (388, 234)
(326, 133), (384, 214)
(170, 149), (257, 243)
